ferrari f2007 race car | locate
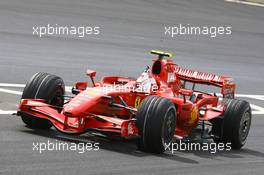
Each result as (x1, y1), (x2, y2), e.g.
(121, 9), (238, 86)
(17, 50), (251, 153)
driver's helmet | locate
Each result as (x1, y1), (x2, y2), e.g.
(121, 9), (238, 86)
(135, 66), (157, 93)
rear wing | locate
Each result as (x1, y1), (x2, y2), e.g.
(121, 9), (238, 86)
(175, 67), (236, 98)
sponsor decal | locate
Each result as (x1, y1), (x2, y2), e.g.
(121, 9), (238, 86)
(134, 96), (141, 108)
(189, 106), (198, 124)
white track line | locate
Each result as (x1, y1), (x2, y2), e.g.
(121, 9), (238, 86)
(65, 86), (72, 92)
(0, 88), (22, 95)
(0, 110), (16, 115)
(251, 104), (264, 114)
(0, 83), (72, 93)
(215, 93), (264, 99)
(250, 104), (264, 112)
(225, 0), (264, 7)
(0, 83), (25, 88)
(252, 111), (264, 115)
(0, 83), (264, 115)
(0, 109), (16, 115)
(0, 83), (263, 98)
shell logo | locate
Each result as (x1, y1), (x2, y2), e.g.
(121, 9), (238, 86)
(134, 96), (141, 108)
(189, 106), (198, 124)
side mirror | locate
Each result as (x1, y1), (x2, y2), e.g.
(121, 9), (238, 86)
(72, 82), (88, 95)
(75, 82), (87, 90)
(86, 69), (96, 87)
(86, 69), (96, 78)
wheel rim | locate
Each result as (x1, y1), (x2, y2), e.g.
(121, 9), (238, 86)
(239, 111), (251, 144)
(162, 108), (176, 144)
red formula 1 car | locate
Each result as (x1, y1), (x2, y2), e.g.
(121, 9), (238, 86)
(17, 50), (251, 153)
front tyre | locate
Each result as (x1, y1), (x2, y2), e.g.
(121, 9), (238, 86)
(21, 72), (65, 129)
(136, 96), (176, 153)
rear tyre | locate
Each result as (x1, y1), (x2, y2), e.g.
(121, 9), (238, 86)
(21, 72), (65, 129)
(136, 96), (176, 153)
(211, 99), (251, 149)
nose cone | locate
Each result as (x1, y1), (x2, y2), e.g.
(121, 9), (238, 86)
(63, 89), (103, 116)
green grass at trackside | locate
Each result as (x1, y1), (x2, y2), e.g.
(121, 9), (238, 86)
(244, 0), (264, 4)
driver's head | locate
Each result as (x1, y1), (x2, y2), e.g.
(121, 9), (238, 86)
(136, 66), (150, 84)
(135, 66), (157, 93)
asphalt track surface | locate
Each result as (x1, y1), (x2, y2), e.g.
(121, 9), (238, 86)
(0, 0), (264, 174)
